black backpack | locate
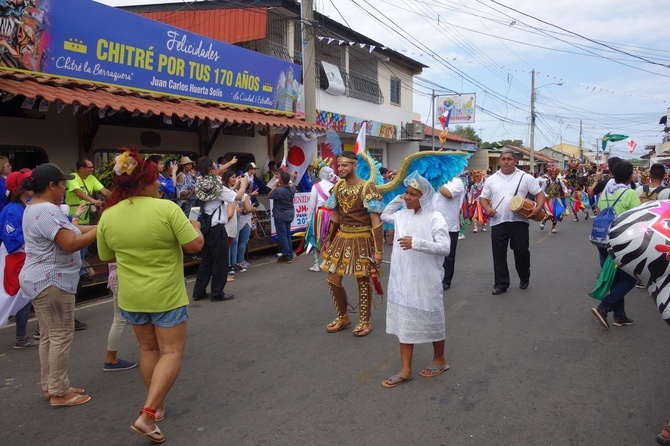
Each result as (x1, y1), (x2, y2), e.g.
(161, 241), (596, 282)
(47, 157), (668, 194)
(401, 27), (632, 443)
(195, 200), (221, 237)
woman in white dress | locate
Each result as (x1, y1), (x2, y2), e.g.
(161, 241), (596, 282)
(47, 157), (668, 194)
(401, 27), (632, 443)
(380, 171), (451, 388)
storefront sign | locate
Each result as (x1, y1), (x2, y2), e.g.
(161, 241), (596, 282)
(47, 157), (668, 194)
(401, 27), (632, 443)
(0, 0), (300, 113)
(436, 95), (476, 124)
(316, 110), (397, 140)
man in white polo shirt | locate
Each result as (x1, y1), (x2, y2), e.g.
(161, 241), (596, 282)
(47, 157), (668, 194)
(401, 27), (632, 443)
(479, 149), (545, 295)
(433, 175), (466, 290)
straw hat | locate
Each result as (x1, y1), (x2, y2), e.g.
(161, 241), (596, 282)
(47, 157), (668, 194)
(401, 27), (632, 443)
(180, 156), (194, 165)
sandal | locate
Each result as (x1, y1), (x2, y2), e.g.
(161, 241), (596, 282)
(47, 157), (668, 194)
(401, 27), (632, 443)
(419, 364), (450, 378)
(382, 374), (413, 388)
(353, 323), (372, 337)
(658, 423), (670, 445)
(131, 424), (165, 443)
(45, 387), (85, 400)
(326, 316), (351, 333)
(50, 393), (91, 408)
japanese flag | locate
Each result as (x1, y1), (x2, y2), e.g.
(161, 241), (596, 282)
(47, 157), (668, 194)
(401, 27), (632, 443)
(282, 133), (318, 184)
(628, 139), (637, 153)
(353, 122), (367, 154)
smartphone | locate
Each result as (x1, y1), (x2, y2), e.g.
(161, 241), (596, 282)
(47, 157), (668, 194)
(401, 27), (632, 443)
(189, 206), (200, 221)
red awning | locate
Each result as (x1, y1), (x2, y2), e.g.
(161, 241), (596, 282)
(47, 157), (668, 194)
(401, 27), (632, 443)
(0, 70), (322, 131)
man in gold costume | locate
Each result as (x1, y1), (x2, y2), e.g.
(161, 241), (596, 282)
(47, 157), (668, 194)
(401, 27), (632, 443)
(321, 151), (385, 337)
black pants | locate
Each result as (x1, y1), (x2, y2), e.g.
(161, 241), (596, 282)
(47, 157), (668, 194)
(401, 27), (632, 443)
(442, 231), (459, 287)
(491, 221), (530, 289)
(193, 224), (229, 299)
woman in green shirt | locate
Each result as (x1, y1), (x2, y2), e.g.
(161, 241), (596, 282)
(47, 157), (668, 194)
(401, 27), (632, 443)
(97, 150), (204, 443)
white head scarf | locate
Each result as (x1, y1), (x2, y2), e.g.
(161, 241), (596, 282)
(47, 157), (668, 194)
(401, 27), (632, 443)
(403, 170), (435, 211)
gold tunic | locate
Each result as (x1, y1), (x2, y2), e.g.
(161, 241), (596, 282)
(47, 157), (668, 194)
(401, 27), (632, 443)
(321, 180), (382, 278)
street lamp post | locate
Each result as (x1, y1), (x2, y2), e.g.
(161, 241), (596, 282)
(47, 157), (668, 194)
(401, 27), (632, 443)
(529, 69), (562, 173)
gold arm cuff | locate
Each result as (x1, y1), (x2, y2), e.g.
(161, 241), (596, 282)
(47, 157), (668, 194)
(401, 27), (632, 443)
(372, 222), (384, 253)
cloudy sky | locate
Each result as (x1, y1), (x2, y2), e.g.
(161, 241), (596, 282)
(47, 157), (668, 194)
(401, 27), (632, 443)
(99, 0), (670, 158)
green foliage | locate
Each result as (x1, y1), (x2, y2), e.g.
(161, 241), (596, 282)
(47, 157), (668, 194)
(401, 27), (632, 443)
(94, 153), (182, 190)
(451, 125), (482, 144)
(481, 139), (524, 150)
(94, 160), (114, 190)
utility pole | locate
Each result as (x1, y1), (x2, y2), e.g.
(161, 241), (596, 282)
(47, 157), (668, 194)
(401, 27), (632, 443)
(579, 119), (583, 163)
(529, 69), (535, 174)
(431, 89), (436, 151)
(301, 0), (316, 124)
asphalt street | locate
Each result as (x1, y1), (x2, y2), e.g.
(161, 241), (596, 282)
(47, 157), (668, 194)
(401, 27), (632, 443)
(2, 218), (669, 446)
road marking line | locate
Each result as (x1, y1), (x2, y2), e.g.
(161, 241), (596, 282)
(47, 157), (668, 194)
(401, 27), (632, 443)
(537, 232), (552, 244)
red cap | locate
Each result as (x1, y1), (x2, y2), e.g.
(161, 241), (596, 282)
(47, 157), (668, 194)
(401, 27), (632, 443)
(6, 168), (33, 193)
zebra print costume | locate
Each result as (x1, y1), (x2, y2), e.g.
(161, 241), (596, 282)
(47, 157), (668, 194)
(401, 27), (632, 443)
(608, 200), (670, 324)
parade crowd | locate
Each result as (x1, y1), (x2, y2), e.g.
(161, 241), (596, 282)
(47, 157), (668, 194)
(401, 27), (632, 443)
(2, 148), (670, 444)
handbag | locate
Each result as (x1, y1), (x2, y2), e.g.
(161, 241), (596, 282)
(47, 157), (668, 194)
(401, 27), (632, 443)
(589, 255), (618, 300)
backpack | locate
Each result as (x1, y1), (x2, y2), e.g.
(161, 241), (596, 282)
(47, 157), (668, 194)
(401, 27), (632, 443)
(639, 185), (667, 203)
(589, 190), (626, 249)
(194, 199), (221, 238)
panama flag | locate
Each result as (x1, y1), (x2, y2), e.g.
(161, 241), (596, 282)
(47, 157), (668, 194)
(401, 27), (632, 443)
(438, 108), (452, 129)
(353, 121), (367, 154)
(628, 139), (637, 153)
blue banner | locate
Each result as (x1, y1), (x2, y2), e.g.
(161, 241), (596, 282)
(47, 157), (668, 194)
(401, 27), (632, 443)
(0, 0), (300, 113)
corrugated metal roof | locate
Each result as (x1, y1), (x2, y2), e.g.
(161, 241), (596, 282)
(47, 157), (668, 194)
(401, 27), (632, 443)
(0, 70), (322, 131)
(138, 8), (267, 44)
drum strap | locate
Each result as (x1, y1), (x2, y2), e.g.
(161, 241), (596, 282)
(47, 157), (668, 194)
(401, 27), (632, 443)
(514, 173), (525, 196)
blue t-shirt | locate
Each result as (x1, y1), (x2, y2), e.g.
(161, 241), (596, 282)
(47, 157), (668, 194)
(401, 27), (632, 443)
(159, 174), (175, 199)
(0, 201), (25, 253)
(0, 177), (7, 211)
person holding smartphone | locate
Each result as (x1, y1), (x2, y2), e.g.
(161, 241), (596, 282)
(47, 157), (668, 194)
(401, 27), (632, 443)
(147, 155), (177, 200)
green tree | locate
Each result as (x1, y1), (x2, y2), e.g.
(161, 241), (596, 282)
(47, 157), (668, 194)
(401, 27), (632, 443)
(451, 125), (482, 143)
(481, 139), (524, 150)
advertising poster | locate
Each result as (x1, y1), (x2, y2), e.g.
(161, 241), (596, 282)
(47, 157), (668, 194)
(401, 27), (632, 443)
(436, 95), (476, 124)
(269, 192), (310, 237)
(0, 0), (301, 113)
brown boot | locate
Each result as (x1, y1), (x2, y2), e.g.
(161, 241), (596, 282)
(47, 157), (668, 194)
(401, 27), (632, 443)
(326, 280), (351, 333)
(353, 279), (372, 337)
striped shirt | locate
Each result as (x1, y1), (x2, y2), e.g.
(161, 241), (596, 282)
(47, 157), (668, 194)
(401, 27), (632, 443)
(20, 202), (81, 299)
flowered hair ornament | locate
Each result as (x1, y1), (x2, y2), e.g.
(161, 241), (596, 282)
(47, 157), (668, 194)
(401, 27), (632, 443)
(113, 151), (138, 176)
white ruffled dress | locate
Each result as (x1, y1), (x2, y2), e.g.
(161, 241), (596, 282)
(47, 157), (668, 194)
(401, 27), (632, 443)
(381, 196), (451, 344)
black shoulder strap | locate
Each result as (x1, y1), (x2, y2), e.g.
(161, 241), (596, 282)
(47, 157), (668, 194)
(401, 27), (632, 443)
(513, 172), (525, 196)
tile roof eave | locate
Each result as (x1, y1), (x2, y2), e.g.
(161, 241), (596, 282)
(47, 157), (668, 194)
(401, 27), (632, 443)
(0, 70), (324, 132)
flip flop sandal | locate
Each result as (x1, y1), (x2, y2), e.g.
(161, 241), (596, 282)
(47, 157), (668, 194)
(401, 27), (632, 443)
(419, 364), (450, 378)
(131, 424), (165, 443)
(50, 393), (91, 408)
(45, 387), (85, 400)
(382, 374), (414, 388)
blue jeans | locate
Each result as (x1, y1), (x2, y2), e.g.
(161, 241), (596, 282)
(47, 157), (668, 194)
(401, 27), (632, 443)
(229, 236), (238, 266)
(237, 223), (251, 264)
(275, 219), (293, 260)
(599, 269), (636, 319)
(15, 300), (32, 340)
(79, 246), (88, 276)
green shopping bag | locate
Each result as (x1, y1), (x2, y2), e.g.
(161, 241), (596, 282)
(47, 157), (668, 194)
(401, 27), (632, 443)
(589, 256), (618, 300)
